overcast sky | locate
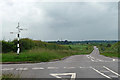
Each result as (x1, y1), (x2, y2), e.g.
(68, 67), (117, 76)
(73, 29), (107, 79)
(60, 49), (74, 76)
(0, 0), (118, 41)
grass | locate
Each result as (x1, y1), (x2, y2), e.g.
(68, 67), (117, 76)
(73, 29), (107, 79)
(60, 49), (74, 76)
(65, 44), (92, 52)
(95, 42), (119, 58)
(2, 42), (119, 63)
(2, 44), (93, 62)
(100, 52), (119, 58)
(1, 73), (21, 80)
(99, 48), (119, 58)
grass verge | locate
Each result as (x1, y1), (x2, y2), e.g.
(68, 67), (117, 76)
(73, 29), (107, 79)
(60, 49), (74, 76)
(98, 42), (119, 58)
(100, 52), (119, 58)
(2, 45), (93, 62)
(1, 73), (20, 80)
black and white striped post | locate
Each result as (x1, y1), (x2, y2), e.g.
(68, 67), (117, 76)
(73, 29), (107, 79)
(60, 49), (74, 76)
(10, 22), (27, 55)
(16, 23), (20, 55)
(17, 33), (20, 54)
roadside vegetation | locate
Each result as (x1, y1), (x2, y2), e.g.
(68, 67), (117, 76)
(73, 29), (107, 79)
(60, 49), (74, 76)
(1, 38), (119, 63)
(93, 41), (119, 58)
(1, 73), (21, 80)
(1, 38), (93, 62)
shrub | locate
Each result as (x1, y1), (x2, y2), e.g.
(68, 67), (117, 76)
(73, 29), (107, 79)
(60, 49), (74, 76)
(2, 41), (15, 53)
(13, 38), (35, 52)
(2, 38), (70, 53)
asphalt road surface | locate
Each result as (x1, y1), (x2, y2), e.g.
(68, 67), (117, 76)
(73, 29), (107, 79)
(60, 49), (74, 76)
(1, 46), (120, 80)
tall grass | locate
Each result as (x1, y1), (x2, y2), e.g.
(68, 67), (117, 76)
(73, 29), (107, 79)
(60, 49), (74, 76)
(2, 73), (21, 80)
(2, 45), (92, 62)
(97, 42), (119, 58)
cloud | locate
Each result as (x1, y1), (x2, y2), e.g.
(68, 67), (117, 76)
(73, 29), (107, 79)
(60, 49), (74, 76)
(1, 0), (118, 41)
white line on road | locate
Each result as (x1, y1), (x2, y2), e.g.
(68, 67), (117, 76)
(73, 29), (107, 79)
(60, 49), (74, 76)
(32, 67), (44, 70)
(91, 59), (94, 62)
(112, 59), (118, 62)
(86, 55), (90, 58)
(91, 67), (111, 79)
(16, 68), (28, 71)
(80, 66), (92, 69)
(48, 67), (59, 69)
(50, 73), (76, 80)
(90, 56), (95, 59)
(64, 67), (75, 69)
(87, 55), (97, 62)
(103, 66), (120, 76)
(113, 59), (115, 61)
(97, 59), (103, 62)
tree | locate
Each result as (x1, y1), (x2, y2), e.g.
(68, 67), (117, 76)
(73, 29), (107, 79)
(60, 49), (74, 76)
(106, 44), (111, 47)
(2, 41), (15, 53)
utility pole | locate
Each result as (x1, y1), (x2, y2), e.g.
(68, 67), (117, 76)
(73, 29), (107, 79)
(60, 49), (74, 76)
(10, 22), (27, 55)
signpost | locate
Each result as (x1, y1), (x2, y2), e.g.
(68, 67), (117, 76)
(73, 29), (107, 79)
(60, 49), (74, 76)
(10, 22), (27, 55)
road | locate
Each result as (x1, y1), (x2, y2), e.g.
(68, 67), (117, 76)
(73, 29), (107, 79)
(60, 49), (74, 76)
(1, 46), (120, 80)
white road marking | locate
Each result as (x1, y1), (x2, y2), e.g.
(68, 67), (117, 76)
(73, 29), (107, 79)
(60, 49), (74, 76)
(89, 56), (94, 59)
(64, 67), (75, 69)
(91, 67), (111, 79)
(87, 55), (105, 62)
(113, 59), (115, 61)
(16, 68), (28, 71)
(87, 55), (98, 62)
(80, 66), (84, 68)
(32, 67), (44, 70)
(50, 73), (76, 80)
(87, 57), (90, 58)
(91, 59), (94, 61)
(1, 68), (14, 71)
(112, 59), (117, 61)
(97, 59), (103, 62)
(80, 66), (91, 69)
(90, 57), (95, 59)
(86, 55), (90, 58)
(103, 66), (120, 76)
(48, 67), (59, 69)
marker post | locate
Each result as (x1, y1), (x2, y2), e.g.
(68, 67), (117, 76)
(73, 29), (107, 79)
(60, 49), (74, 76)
(10, 22), (27, 55)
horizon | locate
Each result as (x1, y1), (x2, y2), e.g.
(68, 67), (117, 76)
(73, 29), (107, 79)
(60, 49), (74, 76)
(1, 37), (118, 42)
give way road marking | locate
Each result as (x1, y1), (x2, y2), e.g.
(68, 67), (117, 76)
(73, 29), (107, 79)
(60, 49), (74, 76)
(50, 73), (76, 80)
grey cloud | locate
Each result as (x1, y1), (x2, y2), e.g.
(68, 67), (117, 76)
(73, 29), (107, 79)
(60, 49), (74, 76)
(1, 1), (118, 41)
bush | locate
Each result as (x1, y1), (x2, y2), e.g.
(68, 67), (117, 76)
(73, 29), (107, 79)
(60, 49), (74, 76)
(33, 40), (69, 50)
(2, 41), (15, 53)
(2, 38), (70, 53)
(13, 38), (35, 52)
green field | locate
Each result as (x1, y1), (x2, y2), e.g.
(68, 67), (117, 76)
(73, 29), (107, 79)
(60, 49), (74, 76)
(1, 38), (119, 63)
(2, 44), (93, 63)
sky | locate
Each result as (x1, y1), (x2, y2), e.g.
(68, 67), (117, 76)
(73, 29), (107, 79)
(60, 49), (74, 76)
(0, 0), (118, 41)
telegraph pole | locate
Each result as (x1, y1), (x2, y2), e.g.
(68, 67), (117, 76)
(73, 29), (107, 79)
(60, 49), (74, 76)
(10, 22), (27, 55)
